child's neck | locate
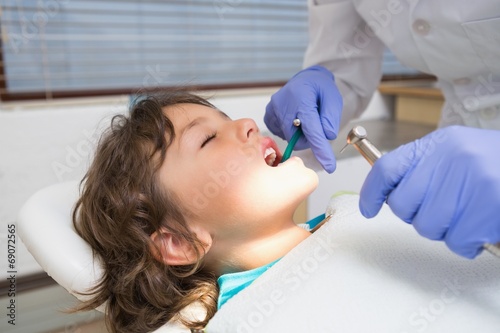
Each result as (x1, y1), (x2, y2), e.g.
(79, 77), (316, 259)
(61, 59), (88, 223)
(208, 223), (311, 276)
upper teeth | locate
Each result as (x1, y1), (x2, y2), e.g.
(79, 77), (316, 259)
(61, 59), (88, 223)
(264, 147), (276, 166)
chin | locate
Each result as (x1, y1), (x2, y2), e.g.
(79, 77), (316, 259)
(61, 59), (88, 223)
(296, 167), (319, 198)
(239, 157), (318, 214)
(281, 156), (318, 183)
(271, 156), (319, 200)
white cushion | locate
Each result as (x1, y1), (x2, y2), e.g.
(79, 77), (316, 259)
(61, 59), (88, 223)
(17, 181), (191, 332)
(17, 181), (103, 303)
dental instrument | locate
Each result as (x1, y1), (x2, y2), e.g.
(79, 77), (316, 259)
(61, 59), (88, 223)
(341, 126), (500, 258)
(281, 118), (328, 231)
(339, 126), (381, 165)
(280, 119), (303, 163)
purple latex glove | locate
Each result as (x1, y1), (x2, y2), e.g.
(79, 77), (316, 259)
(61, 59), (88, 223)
(264, 65), (343, 173)
(360, 126), (500, 259)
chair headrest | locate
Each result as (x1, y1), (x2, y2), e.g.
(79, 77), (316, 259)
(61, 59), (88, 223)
(17, 181), (203, 331)
(17, 181), (104, 306)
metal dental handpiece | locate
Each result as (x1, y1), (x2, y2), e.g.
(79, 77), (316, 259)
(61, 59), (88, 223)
(339, 126), (382, 165)
(341, 126), (500, 258)
(483, 243), (500, 257)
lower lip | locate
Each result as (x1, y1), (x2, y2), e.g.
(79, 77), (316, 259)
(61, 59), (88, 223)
(277, 156), (302, 167)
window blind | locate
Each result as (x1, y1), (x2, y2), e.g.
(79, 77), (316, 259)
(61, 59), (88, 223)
(0, 0), (418, 101)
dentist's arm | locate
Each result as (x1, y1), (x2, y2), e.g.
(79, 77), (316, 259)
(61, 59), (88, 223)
(265, 0), (385, 173)
(359, 126), (500, 259)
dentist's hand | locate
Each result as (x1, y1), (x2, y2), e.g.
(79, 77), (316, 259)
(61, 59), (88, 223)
(264, 65), (343, 173)
(360, 126), (500, 259)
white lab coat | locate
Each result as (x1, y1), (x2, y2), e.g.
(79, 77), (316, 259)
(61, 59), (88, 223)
(304, 0), (500, 130)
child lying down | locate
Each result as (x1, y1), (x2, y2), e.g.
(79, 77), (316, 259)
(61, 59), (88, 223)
(73, 92), (500, 333)
(73, 91), (318, 332)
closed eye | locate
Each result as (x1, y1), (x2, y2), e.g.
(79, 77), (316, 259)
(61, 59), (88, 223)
(201, 132), (217, 148)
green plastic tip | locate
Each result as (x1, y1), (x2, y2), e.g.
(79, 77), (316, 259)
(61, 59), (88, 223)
(281, 127), (303, 163)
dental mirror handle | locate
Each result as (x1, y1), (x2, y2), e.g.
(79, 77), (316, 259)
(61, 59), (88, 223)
(343, 126), (500, 258)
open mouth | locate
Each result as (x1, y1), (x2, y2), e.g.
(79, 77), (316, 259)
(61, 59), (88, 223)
(264, 147), (277, 166)
(262, 137), (282, 167)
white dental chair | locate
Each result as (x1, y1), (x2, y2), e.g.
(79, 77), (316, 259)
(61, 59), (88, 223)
(17, 181), (195, 333)
(18, 182), (500, 333)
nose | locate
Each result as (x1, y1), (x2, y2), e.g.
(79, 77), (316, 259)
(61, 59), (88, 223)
(235, 118), (259, 142)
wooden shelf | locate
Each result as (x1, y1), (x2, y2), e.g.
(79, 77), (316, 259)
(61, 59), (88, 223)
(379, 80), (443, 98)
(379, 80), (443, 127)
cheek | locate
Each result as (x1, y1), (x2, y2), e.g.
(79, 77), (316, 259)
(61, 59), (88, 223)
(179, 147), (318, 218)
(182, 154), (253, 214)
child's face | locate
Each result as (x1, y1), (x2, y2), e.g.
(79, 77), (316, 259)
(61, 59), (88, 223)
(158, 103), (318, 237)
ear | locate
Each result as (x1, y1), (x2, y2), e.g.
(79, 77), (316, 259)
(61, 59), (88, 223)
(149, 227), (212, 266)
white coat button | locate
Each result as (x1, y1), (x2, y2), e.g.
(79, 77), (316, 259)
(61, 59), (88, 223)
(453, 77), (471, 85)
(413, 19), (431, 36)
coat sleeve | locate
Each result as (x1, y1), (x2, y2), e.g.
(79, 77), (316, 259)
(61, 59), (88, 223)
(304, 0), (386, 129)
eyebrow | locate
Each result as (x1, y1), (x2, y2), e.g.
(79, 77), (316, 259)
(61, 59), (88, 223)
(179, 109), (230, 141)
(180, 117), (205, 139)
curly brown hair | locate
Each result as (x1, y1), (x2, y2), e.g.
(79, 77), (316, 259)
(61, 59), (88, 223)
(72, 92), (219, 332)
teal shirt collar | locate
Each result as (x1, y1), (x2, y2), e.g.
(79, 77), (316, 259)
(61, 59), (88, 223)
(217, 258), (280, 309)
(216, 211), (332, 310)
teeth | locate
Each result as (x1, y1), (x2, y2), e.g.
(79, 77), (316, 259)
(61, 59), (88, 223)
(264, 147), (275, 158)
(264, 147), (276, 166)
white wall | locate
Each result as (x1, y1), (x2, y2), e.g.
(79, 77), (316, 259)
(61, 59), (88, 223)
(0, 89), (391, 278)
